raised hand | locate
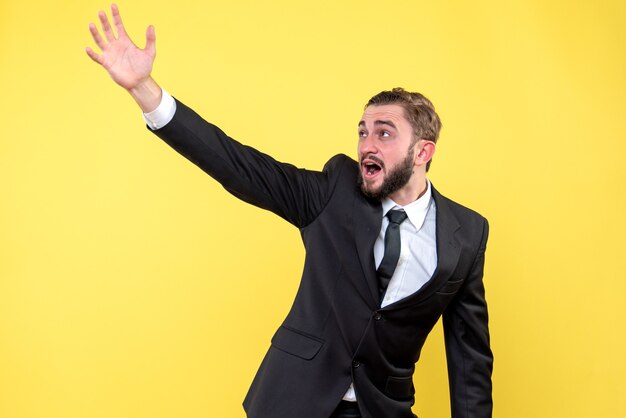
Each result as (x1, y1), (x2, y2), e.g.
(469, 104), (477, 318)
(86, 4), (156, 91)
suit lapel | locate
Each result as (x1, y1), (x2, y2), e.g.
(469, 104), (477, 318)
(353, 194), (383, 307)
(429, 186), (462, 290)
(381, 185), (462, 309)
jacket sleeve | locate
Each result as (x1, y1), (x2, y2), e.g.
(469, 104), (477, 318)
(150, 98), (341, 228)
(442, 218), (493, 418)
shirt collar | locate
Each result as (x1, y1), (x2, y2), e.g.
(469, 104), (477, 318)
(381, 179), (433, 232)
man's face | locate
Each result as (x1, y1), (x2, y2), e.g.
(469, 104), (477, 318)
(357, 104), (416, 200)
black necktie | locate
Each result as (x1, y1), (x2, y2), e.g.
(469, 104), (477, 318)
(377, 210), (408, 295)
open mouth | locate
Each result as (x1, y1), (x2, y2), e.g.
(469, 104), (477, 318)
(361, 158), (383, 179)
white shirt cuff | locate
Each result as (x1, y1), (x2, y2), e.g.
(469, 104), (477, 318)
(143, 89), (176, 130)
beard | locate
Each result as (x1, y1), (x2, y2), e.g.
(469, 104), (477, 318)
(358, 148), (415, 201)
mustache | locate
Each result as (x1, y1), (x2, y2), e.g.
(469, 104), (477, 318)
(360, 154), (385, 169)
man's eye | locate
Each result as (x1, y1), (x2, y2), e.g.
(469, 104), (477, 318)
(358, 131), (367, 137)
(381, 131), (390, 137)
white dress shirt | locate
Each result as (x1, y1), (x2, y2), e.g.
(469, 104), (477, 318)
(377, 183), (438, 308)
(141, 90), (438, 403)
(143, 89), (176, 130)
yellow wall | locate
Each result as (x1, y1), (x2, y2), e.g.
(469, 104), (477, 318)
(1, 1), (625, 417)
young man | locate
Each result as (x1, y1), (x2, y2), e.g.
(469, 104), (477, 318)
(86, 5), (492, 417)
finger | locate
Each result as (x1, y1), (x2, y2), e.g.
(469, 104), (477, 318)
(98, 10), (116, 42)
(145, 25), (156, 56)
(89, 22), (107, 51)
(111, 3), (127, 38)
(85, 47), (103, 65)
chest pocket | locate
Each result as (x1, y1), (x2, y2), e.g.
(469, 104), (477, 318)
(435, 278), (464, 295)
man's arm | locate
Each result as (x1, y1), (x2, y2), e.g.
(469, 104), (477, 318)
(86, 4), (338, 227)
(442, 218), (493, 418)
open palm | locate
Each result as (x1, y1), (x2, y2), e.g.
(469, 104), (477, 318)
(86, 4), (155, 91)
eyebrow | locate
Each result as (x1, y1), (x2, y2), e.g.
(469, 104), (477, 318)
(358, 120), (398, 129)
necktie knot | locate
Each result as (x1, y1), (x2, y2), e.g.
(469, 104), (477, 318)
(387, 209), (408, 225)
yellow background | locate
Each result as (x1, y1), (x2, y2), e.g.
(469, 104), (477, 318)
(1, 0), (625, 417)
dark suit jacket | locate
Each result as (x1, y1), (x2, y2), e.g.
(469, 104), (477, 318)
(151, 99), (493, 418)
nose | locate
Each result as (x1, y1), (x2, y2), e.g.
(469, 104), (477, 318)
(358, 134), (378, 157)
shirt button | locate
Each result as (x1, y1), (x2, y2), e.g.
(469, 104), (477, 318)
(374, 313), (382, 320)
(352, 360), (361, 368)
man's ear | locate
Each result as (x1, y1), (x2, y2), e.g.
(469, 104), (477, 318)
(414, 140), (436, 168)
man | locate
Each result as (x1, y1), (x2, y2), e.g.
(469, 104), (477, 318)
(86, 5), (492, 418)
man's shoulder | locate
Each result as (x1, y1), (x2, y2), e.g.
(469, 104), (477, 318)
(432, 185), (487, 226)
(320, 154), (360, 188)
(322, 153), (357, 173)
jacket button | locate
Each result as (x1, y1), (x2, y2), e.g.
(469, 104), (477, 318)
(352, 360), (361, 368)
(373, 313), (382, 320)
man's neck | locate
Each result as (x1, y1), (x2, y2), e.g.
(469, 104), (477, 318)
(388, 175), (428, 206)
